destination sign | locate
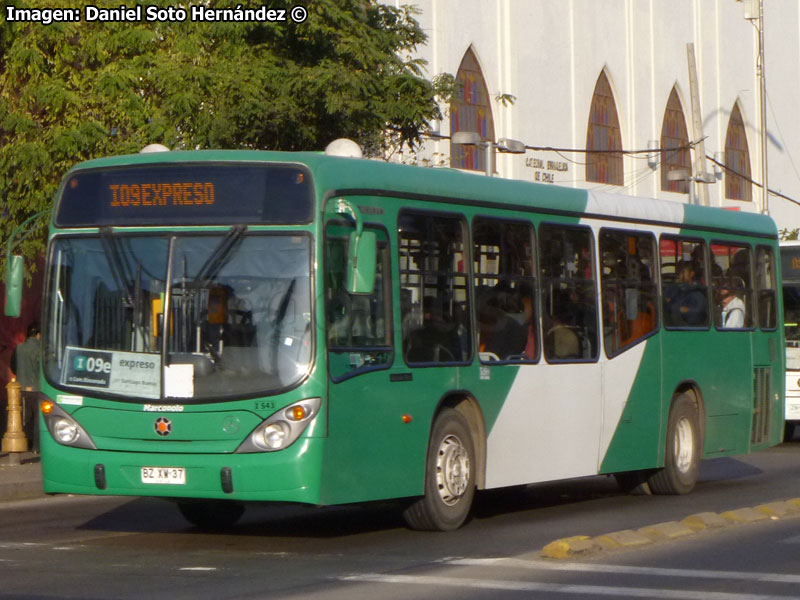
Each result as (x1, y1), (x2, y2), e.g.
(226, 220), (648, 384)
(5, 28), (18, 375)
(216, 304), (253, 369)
(108, 182), (215, 207)
(781, 248), (800, 282)
(61, 347), (161, 399)
(56, 163), (313, 227)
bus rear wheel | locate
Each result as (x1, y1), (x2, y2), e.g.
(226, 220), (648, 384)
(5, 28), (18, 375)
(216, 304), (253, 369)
(403, 408), (476, 531)
(177, 500), (245, 530)
(648, 392), (701, 495)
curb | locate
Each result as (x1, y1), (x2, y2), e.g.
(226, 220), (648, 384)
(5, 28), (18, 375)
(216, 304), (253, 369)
(540, 498), (800, 559)
(0, 478), (45, 502)
(0, 452), (44, 503)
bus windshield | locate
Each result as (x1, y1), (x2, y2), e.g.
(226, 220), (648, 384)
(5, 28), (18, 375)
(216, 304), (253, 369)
(784, 283), (800, 345)
(43, 232), (312, 401)
(781, 244), (800, 347)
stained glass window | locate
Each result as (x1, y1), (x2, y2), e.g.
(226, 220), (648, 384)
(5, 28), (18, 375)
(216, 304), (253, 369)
(660, 88), (692, 194)
(725, 103), (752, 202)
(450, 48), (495, 172)
(586, 71), (623, 185)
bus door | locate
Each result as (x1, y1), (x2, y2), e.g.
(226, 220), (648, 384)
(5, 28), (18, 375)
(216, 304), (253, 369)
(479, 220), (604, 486)
(706, 242), (779, 450)
(598, 229), (662, 474)
(320, 221), (418, 503)
(751, 245), (782, 444)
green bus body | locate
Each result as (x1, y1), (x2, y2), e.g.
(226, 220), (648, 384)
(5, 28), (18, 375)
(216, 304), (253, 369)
(36, 149), (784, 529)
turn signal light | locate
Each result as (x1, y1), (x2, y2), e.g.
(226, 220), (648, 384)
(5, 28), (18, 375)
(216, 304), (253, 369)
(290, 405), (307, 421)
(41, 400), (54, 415)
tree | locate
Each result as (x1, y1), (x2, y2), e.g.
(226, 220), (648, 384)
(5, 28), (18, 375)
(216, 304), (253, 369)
(0, 0), (453, 265)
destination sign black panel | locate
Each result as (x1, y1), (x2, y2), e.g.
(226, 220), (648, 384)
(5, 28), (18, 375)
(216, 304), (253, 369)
(56, 163), (314, 227)
(781, 247), (800, 282)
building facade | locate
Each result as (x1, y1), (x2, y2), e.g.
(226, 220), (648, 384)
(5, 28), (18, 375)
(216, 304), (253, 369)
(383, 0), (800, 231)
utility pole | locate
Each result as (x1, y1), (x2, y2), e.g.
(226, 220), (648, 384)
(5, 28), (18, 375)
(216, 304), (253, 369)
(757, 0), (769, 214)
(740, 0), (769, 213)
(686, 44), (710, 207)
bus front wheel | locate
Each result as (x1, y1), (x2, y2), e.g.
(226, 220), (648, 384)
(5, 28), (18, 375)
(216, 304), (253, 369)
(648, 392), (701, 495)
(403, 408), (476, 531)
(177, 500), (245, 530)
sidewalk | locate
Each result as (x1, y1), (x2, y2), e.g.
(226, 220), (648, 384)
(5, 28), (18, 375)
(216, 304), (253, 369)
(0, 452), (44, 502)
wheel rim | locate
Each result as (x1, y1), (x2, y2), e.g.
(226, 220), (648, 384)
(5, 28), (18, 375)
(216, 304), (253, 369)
(674, 416), (694, 473)
(435, 434), (470, 506)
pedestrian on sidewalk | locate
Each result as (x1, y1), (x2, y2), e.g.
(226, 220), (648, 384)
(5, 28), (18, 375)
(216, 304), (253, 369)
(10, 322), (41, 453)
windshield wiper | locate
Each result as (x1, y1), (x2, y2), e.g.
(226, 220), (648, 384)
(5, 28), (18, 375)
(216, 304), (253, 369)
(100, 227), (149, 349)
(271, 278), (296, 373)
(192, 225), (247, 287)
(100, 227), (135, 306)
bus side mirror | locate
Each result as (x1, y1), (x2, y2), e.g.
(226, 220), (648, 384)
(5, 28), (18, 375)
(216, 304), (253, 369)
(5, 255), (24, 317)
(346, 230), (377, 295)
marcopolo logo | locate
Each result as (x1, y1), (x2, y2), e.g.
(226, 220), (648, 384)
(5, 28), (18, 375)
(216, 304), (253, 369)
(154, 417), (172, 437)
(143, 404), (185, 413)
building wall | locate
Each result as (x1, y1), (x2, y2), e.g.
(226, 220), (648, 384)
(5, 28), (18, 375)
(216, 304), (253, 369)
(384, 0), (800, 231)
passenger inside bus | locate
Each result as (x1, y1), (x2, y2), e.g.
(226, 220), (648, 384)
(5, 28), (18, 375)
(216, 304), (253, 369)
(716, 276), (746, 329)
(544, 293), (581, 359)
(477, 288), (527, 360)
(690, 244), (706, 282)
(664, 261), (707, 326)
(601, 249), (657, 352)
(198, 285), (256, 356)
(520, 284), (537, 359)
(405, 296), (463, 363)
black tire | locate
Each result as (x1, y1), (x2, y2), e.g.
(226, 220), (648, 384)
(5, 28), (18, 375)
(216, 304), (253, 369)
(648, 392), (702, 495)
(178, 500), (245, 530)
(785, 421), (797, 442)
(403, 408), (476, 531)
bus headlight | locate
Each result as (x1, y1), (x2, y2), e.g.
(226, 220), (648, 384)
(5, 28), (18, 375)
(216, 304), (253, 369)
(54, 419), (80, 444)
(237, 398), (321, 453)
(261, 422), (291, 449)
(43, 401), (97, 450)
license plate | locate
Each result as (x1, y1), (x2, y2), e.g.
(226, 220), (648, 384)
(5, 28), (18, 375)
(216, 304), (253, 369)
(141, 466), (186, 485)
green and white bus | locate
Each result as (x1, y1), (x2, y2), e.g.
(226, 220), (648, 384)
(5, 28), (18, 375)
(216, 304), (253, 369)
(9, 145), (784, 530)
(780, 241), (800, 439)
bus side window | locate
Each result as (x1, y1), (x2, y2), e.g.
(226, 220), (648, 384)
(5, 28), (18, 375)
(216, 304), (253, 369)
(755, 246), (777, 330)
(398, 212), (471, 365)
(538, 224), (598, 361)
(599, 229), (658, 356)
(660, 237), (709, 329)
(710, 243), (753, 330)
(324, 224), (393, 380)
(473, 217), (537, 362)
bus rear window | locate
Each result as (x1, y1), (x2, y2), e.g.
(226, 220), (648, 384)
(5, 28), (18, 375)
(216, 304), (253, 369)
(56, 163), (313, 227)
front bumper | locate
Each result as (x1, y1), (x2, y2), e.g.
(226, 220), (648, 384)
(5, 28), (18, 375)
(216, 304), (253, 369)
(41, 436), (326, 504)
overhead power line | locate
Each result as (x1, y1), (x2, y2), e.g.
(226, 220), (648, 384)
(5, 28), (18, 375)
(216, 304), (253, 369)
(424, 132), (800, 207)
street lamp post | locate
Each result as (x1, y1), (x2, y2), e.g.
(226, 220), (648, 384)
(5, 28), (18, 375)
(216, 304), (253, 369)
(451, 131), (526, 176)
(756, 0), (769, 215)
(667, 169), (716, 206)
(740, 0), (769, 214)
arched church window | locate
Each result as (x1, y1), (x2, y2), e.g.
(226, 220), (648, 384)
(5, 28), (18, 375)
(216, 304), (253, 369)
(450, 48), (495, 172)
(724, 103), (752, 202)
(586, 71), (623, 185)
(660, 87), (692, 194)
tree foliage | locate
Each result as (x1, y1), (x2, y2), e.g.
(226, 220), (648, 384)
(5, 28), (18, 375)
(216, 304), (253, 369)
(0, 0), (453, 264)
